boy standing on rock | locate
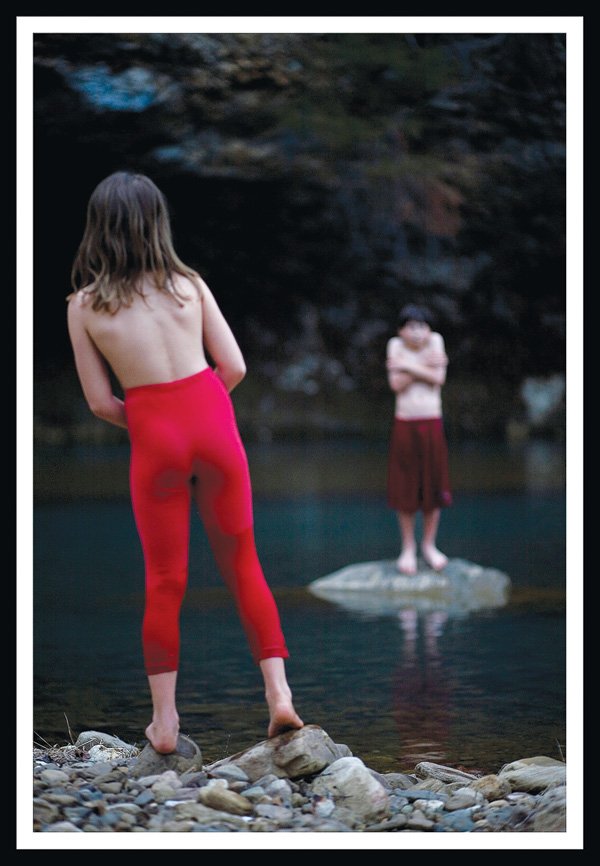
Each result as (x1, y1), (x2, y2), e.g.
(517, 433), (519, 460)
(386, 304), (452, 575)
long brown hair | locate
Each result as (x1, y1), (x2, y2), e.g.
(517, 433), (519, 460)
(70, 171), (202, 313)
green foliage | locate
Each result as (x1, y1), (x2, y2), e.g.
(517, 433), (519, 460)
(277, 34), (457, 155)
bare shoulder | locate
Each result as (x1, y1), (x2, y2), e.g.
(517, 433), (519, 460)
(172, 271), (204, 301)
(66, 287), (94, 315)
(387, 335), (403, 355)
(429, 331), (445, 349)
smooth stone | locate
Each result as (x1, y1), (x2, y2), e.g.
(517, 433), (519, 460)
(77, 761), (114, 777)
(254, 803), (294, 825)
(173, 800), (248, 829)
(33, 798), (60, 824)
(412, 777), (450, 793)
(312, 795), (335, 818)
(87, 745), (131, 763)
(253, 773), (281, 788)
(150, 783), (176, 803)
(241, 785), (266, 801)
(310, 756), (390, 822)
(530, 784), (566, 832)
(164, 786), (202, 802)
(498, 756), (566, 793)
(413, 798), (446, 813)
(162, 820), (195, 832)
(129, 734), (202, 779)
(444, 789), (480, 810)
(74, 730), (136, 752)
(265, 779), (293, 805)
(106, 802), (142, 814)
(250, 817), (279, 832)
(382, 772), (417, 790)
(98, 811), (120, 827)
(209, 764), (250, 783)
(403, 788), (448, 802)
(43, 792), (79, 806)
(40, 769), (70, 785)
(470, 773), (512, 801)
(203, 777), (228, 790)
(205, 725), (351, 782)
(134, 789), (154, 806)
(438, 808), (477, 832)
(79, 788), (104, 802)
(308, 557), (510, 616)
(483, 804), (530, 831)
(44, 821), (83, 832)
(96, 782), (122, 794)
(63, 806), (91, 821)
(415, 762), (478, 784)
(406, 809), (435, 830)
(198, 786), (253, 815)
(179, 770), (209, 787)
(366, 814), (409, 832)
(506, 791), (539, 808)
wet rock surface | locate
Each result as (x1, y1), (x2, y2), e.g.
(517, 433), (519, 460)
(308, 558), (511, 616)
(32, 728), (566, 833)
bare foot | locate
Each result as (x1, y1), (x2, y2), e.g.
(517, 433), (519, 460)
(145, 715), (180, 754)
(266, 693), (304, 739)
(396, 548), (417, 575)
(421, 544), (448, 572)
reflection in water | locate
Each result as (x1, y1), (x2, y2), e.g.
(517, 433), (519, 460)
(394, 607), (454, 767)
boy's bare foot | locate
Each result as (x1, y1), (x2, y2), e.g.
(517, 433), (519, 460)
(421, 543), (448, 572)
(145, 715), (180, 754)
(266, 692), (304, 739)
(396, 548), (417, 575)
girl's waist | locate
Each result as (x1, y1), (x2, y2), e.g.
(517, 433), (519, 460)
(124, 365), (213, 399)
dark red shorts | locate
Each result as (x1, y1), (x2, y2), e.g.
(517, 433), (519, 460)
(387, 417), (452, 514)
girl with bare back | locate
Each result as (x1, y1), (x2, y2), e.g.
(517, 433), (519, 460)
(67, 171), (303, 754)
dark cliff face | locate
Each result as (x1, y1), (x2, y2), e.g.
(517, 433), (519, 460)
(34, 32), (565, 441)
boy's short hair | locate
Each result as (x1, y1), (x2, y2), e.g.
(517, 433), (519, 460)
(398, 303), (434, 329)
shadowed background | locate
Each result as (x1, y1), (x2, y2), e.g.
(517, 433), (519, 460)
(33, 31), (566, 774)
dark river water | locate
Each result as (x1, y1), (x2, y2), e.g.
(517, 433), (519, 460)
(33, 439), (566, 775)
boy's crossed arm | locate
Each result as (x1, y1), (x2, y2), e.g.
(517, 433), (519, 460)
(386, 335), (448, 391)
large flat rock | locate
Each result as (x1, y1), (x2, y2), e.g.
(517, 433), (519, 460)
(308, 557), (510, 615)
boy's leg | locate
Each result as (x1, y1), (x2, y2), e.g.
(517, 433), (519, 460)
(421, 508), (448, 571)
(396, 511), (418, 575)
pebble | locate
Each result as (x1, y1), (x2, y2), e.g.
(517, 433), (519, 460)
(437, 808), (477, 832)
(31, 733), (567, 834)
(43, 792), (79, 806)
(198, 786), (253, 815)
(134, 789), (154, 806)
(40, 769), (70, 785)
(209, 764), (250, 783)
(406, 810), (435, 830)
(45, 821), (83, 832)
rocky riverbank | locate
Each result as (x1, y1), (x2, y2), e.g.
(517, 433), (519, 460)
(33, 725), (566, 833)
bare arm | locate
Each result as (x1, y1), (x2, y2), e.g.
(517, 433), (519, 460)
(199, 278), (246, 392)
(66, 296), (128, 428)
(386, 337), (414, 394)
(394, 335), (448, 386)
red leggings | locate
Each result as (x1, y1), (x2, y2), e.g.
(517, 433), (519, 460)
(124, 367), (289, 675)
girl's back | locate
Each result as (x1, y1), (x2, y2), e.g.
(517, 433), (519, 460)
(71, 274), (209, 390)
